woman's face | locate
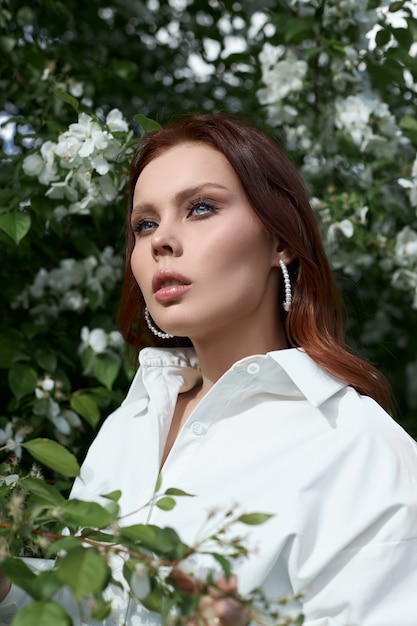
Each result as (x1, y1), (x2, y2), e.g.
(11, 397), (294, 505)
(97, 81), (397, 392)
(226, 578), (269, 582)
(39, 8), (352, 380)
(131, 142), (284, 343)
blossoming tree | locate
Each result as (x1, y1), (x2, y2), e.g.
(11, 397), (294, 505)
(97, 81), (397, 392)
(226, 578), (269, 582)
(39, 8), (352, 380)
(1, 0), (417, 622)
(255, 0), (417, 433)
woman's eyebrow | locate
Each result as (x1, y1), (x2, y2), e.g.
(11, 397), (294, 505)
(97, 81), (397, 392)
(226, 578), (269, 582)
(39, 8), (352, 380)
(174, 182), (229, 204)
(132, 182), (229, 214)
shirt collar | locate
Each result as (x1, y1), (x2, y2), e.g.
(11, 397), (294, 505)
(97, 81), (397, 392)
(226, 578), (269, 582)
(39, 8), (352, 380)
(266, 348), (347, 407)
(121, 347), (200, 408)
(123, 346), (348, 409)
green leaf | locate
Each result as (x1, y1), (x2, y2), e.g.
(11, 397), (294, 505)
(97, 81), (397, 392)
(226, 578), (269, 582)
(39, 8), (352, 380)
(2, 560), (62, 603)
(91, 598), (113, 621)
(399, 115), (417, 132)
(133, 114), (162, 134)
(326, 39), (347, 54)
(16, 6), (36, 26)
(34, 350), (57, 373)
(12, 601), (72, 626)
(102, 489), (122, 502)
(283, 18), (313, 44)
(399, 115), (417, 143)
(0, 329), (21, 369)
(0, 211), (31, 244)
(154, 473), (162, 493)
(160, 597), (179, 625)
(70, 393), (101, 428)
(80, 528), (116, 543)
(21, 439), (80, 477)
(63, 499), (116, 528)
(389, 1), (405, 11)
(56, 546), (110, 601)
(375, 27), (391, 47)
(2, 558), (37, 598)
(32, 570), (64, 602)
(52, 88), (80, 112)
(21, 477), (66, 506)
(111, 59), (138, 80)
(0, 333), (21, 369)
(46, 536), (84, 557)
(0, 35), (16, 53)
(210, 553), (232, 580)
(392, 27), (413, 50)
(141, 587), (163, 613)
(119, 524), (187, 560)
(164, 487), (195, 497)
(92, 354), (120, 390)
(237, 512), (274, 526)
(155, 496), (176, 511)
(8, 363), (38, 399)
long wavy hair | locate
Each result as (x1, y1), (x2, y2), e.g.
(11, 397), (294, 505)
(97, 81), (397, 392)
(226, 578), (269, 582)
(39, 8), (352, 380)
(117, 112), (391, 410)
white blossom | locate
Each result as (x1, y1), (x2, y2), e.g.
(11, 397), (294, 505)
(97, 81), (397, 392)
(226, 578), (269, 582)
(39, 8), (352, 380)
(62, 410), (82, 428)
(79, 326), (125, 356)
(334, 94), (402, 155)
(108, 331), (124, 349)
(23, 140), (58, 185)
(33, 397), (82, 435)
(0, 474), (20, 487)
(22, 108), (128, 221)
(398, 156), (417, 209)
(175, 554), (223, 584)
(68, 81), (84, 98)
(394, 227), (417, 266)
(55, 134), (84, 167)
(13, 248), (123, 322)
(288, 0), (320, 17)
(392, 268), (417, 309)
(130, 564), (151, 600)
(0, 423), (24, 459)
(335, 95), (373, 147)
(355, 205), (369, 225)
(257, 46), (307, 122)
(106, 108), (129, 133)
(35, 376), (55, 398)
(46, 170), (79, 202)
(65, 112), (110, 158)
(327, 219), (354, 242)
(80, 327), (108, 354)
(60, 290), (86, 311)
(91, 155), (110, 175)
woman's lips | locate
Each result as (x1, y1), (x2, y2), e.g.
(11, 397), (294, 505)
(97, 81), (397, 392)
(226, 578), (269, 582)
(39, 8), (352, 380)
(152, 270), (192, 303)
(154, 283), (192, 303)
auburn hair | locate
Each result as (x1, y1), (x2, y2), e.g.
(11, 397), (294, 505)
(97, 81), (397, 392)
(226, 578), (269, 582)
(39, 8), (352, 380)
(117, 112), (391, 411)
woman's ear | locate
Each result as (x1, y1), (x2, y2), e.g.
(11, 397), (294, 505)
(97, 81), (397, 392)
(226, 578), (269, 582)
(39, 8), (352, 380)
(271, 240), (296, 268)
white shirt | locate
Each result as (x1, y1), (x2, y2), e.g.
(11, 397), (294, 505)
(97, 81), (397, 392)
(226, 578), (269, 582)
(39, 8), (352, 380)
(3, 347), (417, 625)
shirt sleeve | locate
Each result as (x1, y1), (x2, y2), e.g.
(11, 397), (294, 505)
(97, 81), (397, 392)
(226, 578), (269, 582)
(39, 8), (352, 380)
(291, 393), (417, 626)
(0, 584), (33, 625)
(0, 559), (55, 624)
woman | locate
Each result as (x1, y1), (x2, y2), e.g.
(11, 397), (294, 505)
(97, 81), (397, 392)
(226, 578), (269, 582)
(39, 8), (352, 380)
(2, 113), (417, 625)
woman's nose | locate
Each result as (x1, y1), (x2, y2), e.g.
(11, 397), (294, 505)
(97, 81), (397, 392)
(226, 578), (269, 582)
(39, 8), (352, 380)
(151, 221), (182, 257)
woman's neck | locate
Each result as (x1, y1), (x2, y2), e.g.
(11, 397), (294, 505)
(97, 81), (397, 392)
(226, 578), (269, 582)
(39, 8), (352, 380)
(191, 323), (289, 397)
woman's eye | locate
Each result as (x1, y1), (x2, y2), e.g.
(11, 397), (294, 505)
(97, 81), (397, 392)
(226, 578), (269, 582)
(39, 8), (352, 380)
(188, 201), (216, 217)
(133, 219), (158, 234)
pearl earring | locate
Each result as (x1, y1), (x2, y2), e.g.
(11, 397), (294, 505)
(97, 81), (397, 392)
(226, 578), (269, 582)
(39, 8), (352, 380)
(279, 260), (292, 312)
(144, 307), (174, 339)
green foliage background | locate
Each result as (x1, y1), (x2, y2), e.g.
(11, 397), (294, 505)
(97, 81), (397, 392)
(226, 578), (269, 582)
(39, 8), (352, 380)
(1, 0), (417, 487)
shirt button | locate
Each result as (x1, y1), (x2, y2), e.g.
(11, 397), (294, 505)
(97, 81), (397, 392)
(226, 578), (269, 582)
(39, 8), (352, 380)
(191, 422), (204, 435)
(247, 363), (260, 375)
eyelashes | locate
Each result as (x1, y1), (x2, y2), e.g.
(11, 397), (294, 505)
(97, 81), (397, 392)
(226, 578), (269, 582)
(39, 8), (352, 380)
(131, 198), (219, 235)
(132, 218), (157, 234)
(187, 198), (218, 217)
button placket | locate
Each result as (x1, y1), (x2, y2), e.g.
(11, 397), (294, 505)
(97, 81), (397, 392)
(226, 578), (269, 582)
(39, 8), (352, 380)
(246, 362), (260, 375)
(191, 421), (205, 436)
